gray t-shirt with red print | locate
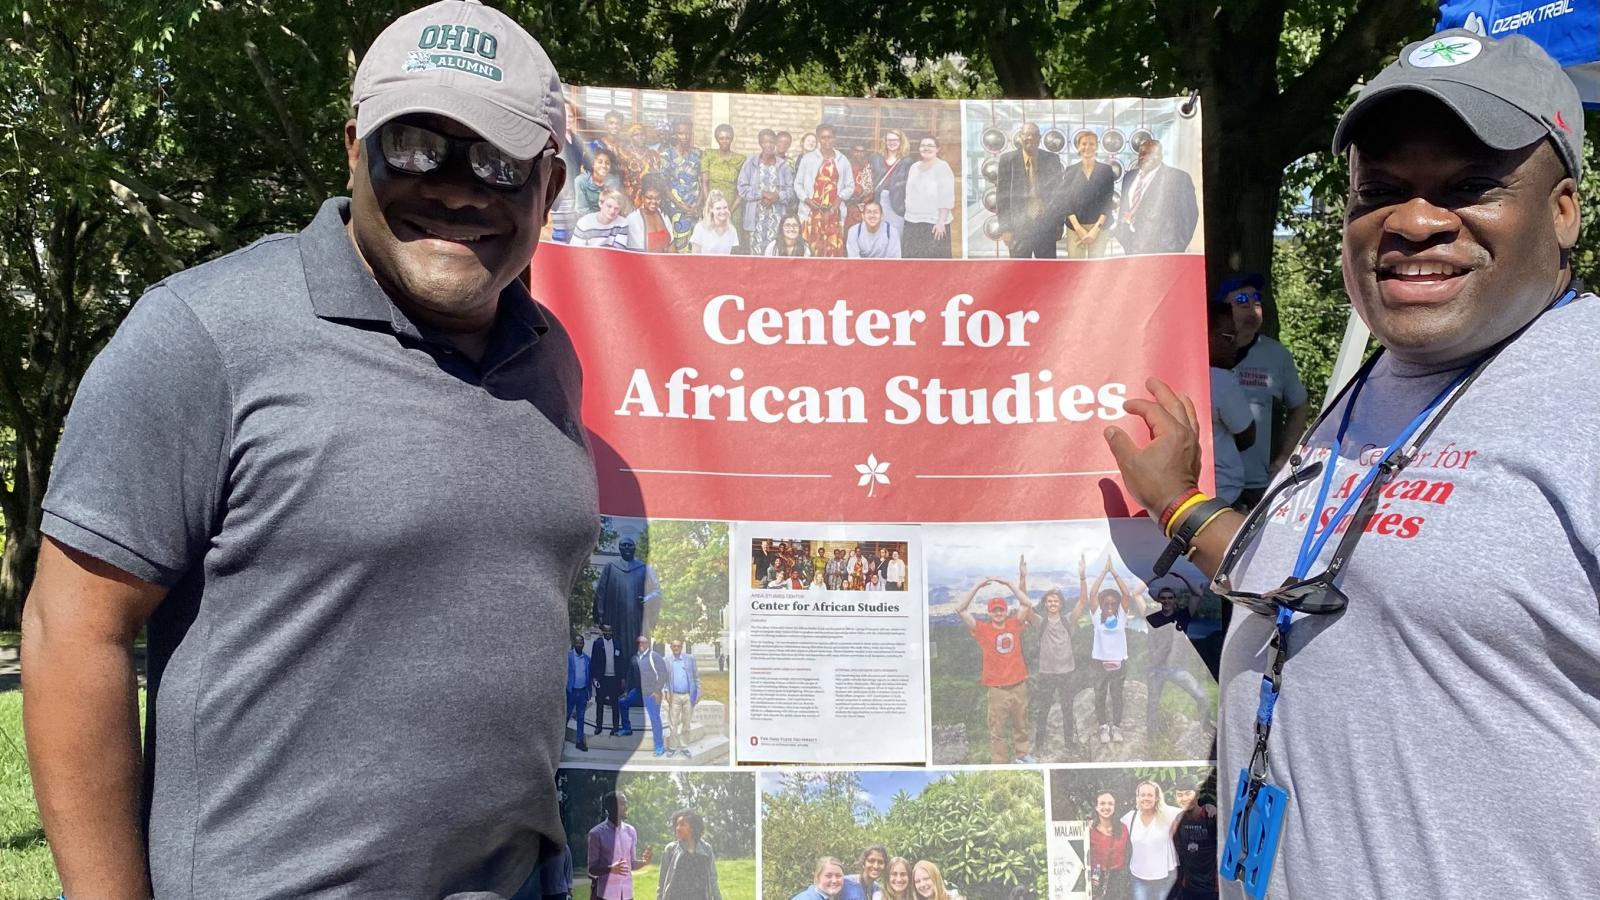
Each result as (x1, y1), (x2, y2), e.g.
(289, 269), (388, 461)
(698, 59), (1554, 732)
(1218, 294), (1600, 900)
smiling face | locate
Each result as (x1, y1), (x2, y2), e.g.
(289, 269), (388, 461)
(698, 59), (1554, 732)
(885, 131), (903, 155)
(887, 861), (910, 894)
(344, 113), (558, 330)
(1137, 782), (1159, 810)
(863, 850), (886, 880)
(1019, 123), (1040, 154)
(801, 132), (818, 154)
(598, 195), (622, 223)
(1229, 285), (1264, 344)
(642, 189), (662, 214)
(1175, 788), (1197, 809)
(1044, 593), (1063, 615)
(817, 128), (836, 155)
(1095, 792), (1116, 822)
(1342, 94), (1578, 367)
(912, 866), (935, 899)
(670, 639), (683, 656)
(817, 863), (845, 895)
(605, 111), (624, 138)
(782, 217), (801, 242)
(715, 125), (733, 151)
(918, 137), (938, 161)
(1076, 131), (1098, 159)
(710, 197), (730, 225)
(592, 152), (612, 180)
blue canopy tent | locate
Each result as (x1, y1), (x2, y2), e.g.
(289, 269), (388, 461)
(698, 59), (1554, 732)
(1438, 0), (1600, 106)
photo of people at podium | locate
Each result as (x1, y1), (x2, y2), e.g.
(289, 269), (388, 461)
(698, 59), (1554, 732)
(964, 97), (1202, 260)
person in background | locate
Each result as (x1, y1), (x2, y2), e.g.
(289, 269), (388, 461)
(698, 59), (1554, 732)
(636, 636), (672, 758)
(690, 190), (740, 255)
(1221, 272), (1307, 508)
(532, 841), (575, 900)
(794, 124), (855, 257)
(657, 808), (721, 900)
(626, 183), (673, 253)
(885, 549), (907, 591)
(793, 857), (847, 900)
(665, 637), (700, 759)
(576, 149), (623, 217)
(1168, 778), (1218, 900)
(775, 130), (795, 163)
(844, 140), (881, 233)
(589, 791), (653, 900)
(1087, 791), (1130, 899)
(1061, 129), (1116, 258)
(910, 861), (953, 900)
(1113, 137), (1197, 254)
(841, 845), (888, 900)
(703, 124), (744, 233)
(1024, 556), (1077, 758)
(1120, 781), (1178, 900)
(663, 120), (705, 252)
(737, 133), (798, 253)
(591, 624), (629, 737)
(902, 134), (954, 258)
(572, 189), (633, 250)
(566, 633), (592, 752)
(995, 122), (1064, 259)
(1207, 299), (1256, 506)
(765, 215), (811, 257)
(847, 200), (900, 258)
(589, 110), (626, 163)
(550, 98), (586, 242)
(955, 560), (1039, 764)
(879, 857), (914, 900)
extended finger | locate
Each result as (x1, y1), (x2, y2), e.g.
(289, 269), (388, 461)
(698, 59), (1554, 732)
(1123, 397), (1183, 438)
(1144, 378), (1191, 430)
(1103, 425), (1139, 472)
(1180, 390), (1200, 436)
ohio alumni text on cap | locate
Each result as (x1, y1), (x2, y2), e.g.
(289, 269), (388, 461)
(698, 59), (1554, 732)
(352, 0), (565, 160)
(1333, 28), (1583, 180)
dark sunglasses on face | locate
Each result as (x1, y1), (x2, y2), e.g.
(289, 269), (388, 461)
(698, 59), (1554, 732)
(1231, 290), (1263, 305)
(377, 120), (552, 190)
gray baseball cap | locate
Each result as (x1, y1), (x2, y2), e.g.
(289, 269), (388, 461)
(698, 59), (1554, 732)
(1333, 28), (1583, 180)
(352, 0), (564, 161)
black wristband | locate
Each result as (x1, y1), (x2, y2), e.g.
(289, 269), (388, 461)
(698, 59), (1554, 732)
(1153, 497), (1231, 576)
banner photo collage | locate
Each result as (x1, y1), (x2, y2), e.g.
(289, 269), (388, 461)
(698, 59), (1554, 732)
(537, 84), (1217, 900)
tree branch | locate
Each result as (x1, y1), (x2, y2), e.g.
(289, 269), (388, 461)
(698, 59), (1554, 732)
(1272, 0), (1433, 164)
(108, 179), (185, 271)
(244, 37), (329, 201)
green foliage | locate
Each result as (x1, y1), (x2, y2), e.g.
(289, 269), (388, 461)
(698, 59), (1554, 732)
(1046, 765), (1213, 824)
(761, 772), (1046, 900)
(558, 770), (756, 860)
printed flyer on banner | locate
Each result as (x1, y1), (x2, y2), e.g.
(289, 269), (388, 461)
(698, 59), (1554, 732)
(733, 524), (926, 764)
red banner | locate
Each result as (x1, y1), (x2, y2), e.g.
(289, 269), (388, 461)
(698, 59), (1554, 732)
(531, 245), (1211, 523)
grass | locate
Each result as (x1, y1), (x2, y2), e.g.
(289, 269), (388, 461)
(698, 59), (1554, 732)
(1, 689), (56, 900)
(698, 670), (729, 708)
(571, 856), (755, 900)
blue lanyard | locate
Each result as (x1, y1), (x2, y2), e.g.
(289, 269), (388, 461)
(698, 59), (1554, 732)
(1288, 367), (1471, 580)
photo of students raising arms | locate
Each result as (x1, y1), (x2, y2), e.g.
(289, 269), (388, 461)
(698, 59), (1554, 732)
(926, 522), (1218, 764)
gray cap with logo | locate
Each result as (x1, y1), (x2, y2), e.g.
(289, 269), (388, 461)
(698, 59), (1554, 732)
(1333, 28), (1583, 179)
(353, 0), (564, 160)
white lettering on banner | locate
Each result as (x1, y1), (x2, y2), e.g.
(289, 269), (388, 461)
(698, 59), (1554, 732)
(1491, 0), (1573, 33)
(661, 291), (1123, 425)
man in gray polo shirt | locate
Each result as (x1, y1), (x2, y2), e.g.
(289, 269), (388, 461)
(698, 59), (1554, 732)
(20, 2), (597, 897)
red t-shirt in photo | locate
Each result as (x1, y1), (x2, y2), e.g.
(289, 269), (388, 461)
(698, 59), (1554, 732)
(972, 617), (1028, 687)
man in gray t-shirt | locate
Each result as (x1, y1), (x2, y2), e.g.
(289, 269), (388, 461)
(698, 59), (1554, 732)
(1221, 272), (1307, 506)
(1104, 30), (1597, 899)
(21, 3), (596, 897)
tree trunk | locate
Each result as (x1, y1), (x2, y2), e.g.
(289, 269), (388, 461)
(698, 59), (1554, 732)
(0, 517), (40, 630)
(1199, 110), (1286, 336)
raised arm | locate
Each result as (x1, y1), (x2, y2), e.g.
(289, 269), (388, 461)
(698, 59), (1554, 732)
(1005, 577), (1039, 626)
(1103, 377), (1245, 577)
(956, 577), (990, 630)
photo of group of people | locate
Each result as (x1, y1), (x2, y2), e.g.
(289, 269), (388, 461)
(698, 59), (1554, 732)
(963, 98), (1202, 259)
(1047, 766), (1217, 900)
(556, 769), (757, 900)
(761, 770), (1046, 900)
(565, 516), (732, 766)
(749, 538), (912, 592)
(924, 521), (1217, 765)
(550, 88), (964, 258)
